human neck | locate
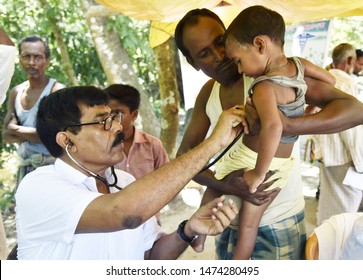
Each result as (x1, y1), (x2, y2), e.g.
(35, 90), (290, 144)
(28, 76), (49, 89)
(219, 72), (242, 87)
(265, 56), (289, 75)
(123, 126), (135, 155)
(61, 154), (107, 180)
(96, 179), (110, 194)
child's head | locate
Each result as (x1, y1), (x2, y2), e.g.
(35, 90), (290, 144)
(225, 5), (285, 47)
(104, 84), (140, 132)
(224, 5), (286, 77)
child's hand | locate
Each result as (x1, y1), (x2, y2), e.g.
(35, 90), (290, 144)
(243, 169), (265, 193)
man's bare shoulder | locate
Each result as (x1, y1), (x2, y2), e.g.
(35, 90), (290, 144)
(194, 79), (215, 108)
(9, 81), (28, 96)
(51, 81), (66, 93)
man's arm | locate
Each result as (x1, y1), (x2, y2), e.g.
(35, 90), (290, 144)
(2, 87), (41, 143)
(145, 195), (238, 259)
(299, 57), (336, 86)
(0, 28), (14, 46)
(76, 107), (244, 233)
(2, 81), (66, 144)
(282, 78), (363, 136)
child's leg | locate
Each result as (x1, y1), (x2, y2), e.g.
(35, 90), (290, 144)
(191, 187), (222, 252)
(232, 191), (278, 260)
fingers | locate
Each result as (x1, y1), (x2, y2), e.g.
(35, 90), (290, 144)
(229, 105), (249, 135)
(248, 188), (280, 205)
(246, 97), (254, 106)
(210, 104), (246, 148)
(209, 197), (238, 234)
(259, 177), (279, 192)
(263, 170), (276, 181)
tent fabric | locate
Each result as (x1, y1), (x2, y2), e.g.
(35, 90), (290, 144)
(96, 0), (363, 47)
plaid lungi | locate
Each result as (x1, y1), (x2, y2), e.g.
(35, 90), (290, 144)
(215, 210), (306, 260)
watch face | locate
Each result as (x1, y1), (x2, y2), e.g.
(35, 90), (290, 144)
(191, 235), (199, 243)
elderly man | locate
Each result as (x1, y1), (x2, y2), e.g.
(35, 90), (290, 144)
(316, 43), (363, 225)
(14, 86), (242, 260)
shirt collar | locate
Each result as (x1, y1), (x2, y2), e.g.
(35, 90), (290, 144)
(54, 158), (113, 193)
(133, 127), (147, 144)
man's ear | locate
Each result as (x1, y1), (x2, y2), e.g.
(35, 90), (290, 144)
(253, 36), (267, 54)
(347, 56), (354, 66)
(186, 56), (200, 71)
(56, 131), (74, 151)
(131, 109), (138, 121)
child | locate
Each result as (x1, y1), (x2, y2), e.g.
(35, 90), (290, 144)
(196, 5), (335, 259)
(105, 84), (170, 225)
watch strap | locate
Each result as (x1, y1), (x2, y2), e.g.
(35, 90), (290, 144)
(177, 220), (198, 243)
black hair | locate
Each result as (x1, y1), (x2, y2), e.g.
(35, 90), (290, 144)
(356, 49), (363, 58)
(225, 5), (285, 47)
(175, 8), (225, 59)
(36, 86), (109, 157)
(104, 84), (140, 112)
(18, 35), (51, 59)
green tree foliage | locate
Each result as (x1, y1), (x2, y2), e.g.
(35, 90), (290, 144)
(1, 0), (106, 88)
(106, 15), (159, 108)
(0, 0), (160, 163)
(328, 17), (363, 61)
(0, 0), (106, 165)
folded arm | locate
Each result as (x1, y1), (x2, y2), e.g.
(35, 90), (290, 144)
(2, 88), (41, 143)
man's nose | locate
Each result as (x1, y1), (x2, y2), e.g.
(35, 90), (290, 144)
(211, 48), (224, 62)
(28, 56), (36, 64)
(113, 121), (123, 132)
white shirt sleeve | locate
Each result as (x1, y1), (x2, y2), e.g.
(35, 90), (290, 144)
(0, 44), (16, 104)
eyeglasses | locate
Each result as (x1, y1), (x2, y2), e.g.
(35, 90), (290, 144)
(19, 54), (46, 63)
(66, 112), (122, 131)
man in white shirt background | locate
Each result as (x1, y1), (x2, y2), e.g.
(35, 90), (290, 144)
(316, 43), (363, 226)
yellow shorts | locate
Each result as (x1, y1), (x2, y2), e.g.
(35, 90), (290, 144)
(214, 141), (295, 230)
(215, 140), (295, 191)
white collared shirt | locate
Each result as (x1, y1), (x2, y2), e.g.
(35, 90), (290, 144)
(15, 159), (161, 259)
(317, 69), (363, 171)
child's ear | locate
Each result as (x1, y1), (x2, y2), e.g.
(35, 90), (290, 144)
(253, 36), (266, 54)
(131, 109), (138, 121)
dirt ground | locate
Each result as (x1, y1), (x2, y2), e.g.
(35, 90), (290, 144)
(159, 181), (216, 260)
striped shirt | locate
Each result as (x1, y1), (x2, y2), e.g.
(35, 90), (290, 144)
(317, 69), (363, 172)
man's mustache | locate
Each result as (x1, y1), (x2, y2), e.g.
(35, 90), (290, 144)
(112, 132), (125, 147)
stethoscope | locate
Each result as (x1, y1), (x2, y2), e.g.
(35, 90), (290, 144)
(65, 142), (121, 190)
(199, 130), (244, 173)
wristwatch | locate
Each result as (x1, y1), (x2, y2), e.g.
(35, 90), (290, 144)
(177, 220), (198, 243)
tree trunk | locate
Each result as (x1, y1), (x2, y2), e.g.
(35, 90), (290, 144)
(153, 39), (180, 158)
(79, 0), (159, 137)
(38, 0), (79, 86)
